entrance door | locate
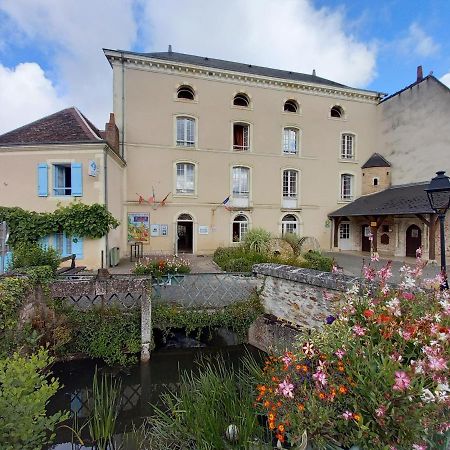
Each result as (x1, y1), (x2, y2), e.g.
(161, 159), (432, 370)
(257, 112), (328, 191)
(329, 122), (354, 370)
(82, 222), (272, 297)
(339, 222), (352, 250)
(361, 225), (371, 252)
(177, 214), (193, 253)
(406, 225), (421, 257)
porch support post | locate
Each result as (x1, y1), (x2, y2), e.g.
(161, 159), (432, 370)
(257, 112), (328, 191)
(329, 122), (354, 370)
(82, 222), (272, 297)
(370, 216), (386, 253)
(333, 217), (342, 248)
(416, 213), (438, 261)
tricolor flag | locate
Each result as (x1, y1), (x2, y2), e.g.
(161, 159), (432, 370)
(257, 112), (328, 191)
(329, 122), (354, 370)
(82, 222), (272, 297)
(222, 196), (231, 211)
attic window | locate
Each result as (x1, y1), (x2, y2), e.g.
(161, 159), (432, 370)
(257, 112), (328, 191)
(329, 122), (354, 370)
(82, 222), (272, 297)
(177, 85), (195, 100)
(233, 93), (250, 107)
(284, 99), (298, 113)
(330, 105), (344, 118)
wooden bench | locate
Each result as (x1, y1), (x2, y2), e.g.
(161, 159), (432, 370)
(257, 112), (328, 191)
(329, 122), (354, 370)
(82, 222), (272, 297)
(56, 254), (86, 275)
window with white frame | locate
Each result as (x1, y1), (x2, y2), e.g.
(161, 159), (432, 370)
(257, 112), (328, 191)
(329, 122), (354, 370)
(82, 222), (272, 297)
(340, 174), (354, 200)
(341, 134), (354, 159)
(233, 123), (250, 151)
(54, 164), (72, 196)
(339, 223), (350, 239)
(176, 163), (195, 194)
(283, 128), (299, 154)
(282, 214), (299, 235)
(283, 170), (298, 198)
(232, 166), (249, 197)
(232, 215), (249, 242)
(176, 117), (195, 147)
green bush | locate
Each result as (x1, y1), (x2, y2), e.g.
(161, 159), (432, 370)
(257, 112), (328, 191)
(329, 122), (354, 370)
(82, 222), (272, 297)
(242, 227), (272, 253)
(282, 233), (307, 257)
(303, 250), (334, 272)
(12, 242), (60, 273)
(0, 349), (67, 450)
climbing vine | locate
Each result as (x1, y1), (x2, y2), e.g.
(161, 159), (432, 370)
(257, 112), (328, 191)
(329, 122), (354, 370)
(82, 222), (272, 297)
(0, 203), (119, 246)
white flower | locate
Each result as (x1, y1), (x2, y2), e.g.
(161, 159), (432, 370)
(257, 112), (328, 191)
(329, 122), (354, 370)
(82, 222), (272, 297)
(420, 388), (435, 403)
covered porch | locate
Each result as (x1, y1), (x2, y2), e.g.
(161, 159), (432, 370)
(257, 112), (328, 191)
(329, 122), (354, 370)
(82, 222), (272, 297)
(329, 182), (441, 261)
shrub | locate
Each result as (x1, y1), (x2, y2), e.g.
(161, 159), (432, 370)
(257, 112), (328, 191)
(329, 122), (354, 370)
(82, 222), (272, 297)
(0, 349), (67, 450)
(133, 256), (191, 278)
(242, 228), (272, 253)
(282, 233), (307, 257)
(303, 250), (334, 272)
(11, 242), (60, 273)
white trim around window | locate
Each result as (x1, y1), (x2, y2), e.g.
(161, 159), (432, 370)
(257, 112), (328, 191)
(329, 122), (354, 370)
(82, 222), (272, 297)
(231, 121), (252, 152)
(329, 103), (347, 120)
(339, 171), (355, 202)
(230, 165), (251, 207)
(173, 161), (198, 197)
(339, 132), (356, 161)
(280, 213), (301, 236)
(231, 213), (250, 243)
(174, 115), (198, 148)
(282, 126), (301, 156)
(281, 168), (300, 208)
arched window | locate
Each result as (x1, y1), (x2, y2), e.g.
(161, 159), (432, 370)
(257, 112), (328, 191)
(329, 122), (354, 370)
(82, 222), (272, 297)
(178, 213), (193, 221)
(340, 173), (354, 200)
(282, 214), (299, 235)
(176, 117), (196, 147)
(284, 99), (298, 113)
(176, 163), (195, 194)
(283, 170), (298, 198)
(331, 105), (344, 118)
(177, 85), (195, 100)
(232, 214), (249, 242)
(283, 128), (299, 154)
(233, 93), (250, 107)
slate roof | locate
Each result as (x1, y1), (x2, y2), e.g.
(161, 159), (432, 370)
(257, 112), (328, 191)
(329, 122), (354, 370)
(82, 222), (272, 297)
(329, 182), (433, 217)
(0, 107), (103, 147)
(361, 152), (391, 169)
(104, 49), (381, 94)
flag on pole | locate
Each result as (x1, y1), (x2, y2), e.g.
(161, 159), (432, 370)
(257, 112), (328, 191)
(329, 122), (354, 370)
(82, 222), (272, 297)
(160, 192), (171, 206)
(222, 196), (231, 211)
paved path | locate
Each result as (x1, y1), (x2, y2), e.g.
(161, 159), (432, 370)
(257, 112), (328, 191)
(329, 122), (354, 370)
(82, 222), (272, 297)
(326, 251), (442, 284)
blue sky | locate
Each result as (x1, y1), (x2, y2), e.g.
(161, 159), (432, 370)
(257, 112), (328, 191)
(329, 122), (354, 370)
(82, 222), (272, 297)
(0, 0), (449, 133)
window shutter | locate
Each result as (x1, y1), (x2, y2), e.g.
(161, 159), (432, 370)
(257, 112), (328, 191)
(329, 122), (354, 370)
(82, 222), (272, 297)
(71, 162), (83, 197)
(72, 236), (84, 260)
(38, 236), (50, 250)
(37, 163), (48, 197)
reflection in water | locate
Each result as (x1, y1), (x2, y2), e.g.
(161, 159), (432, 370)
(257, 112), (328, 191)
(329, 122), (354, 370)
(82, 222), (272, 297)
(47, 343), (263, 449)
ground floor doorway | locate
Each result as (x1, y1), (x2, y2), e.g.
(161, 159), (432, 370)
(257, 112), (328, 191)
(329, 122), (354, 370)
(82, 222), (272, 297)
(406, 224), (421, 257)
(361, 225), (371, 252)
(177, 214), (194, 253)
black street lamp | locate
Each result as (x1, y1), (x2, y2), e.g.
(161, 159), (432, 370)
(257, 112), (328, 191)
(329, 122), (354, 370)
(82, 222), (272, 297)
(425, 171), (450, 289)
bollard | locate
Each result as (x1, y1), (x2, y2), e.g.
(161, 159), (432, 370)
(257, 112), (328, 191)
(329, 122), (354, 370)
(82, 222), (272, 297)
(140, 277), (152, 362)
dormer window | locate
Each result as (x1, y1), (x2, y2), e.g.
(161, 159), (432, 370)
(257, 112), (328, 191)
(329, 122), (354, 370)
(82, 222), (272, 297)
(284, 99), (298, 113)
(177, 85), (195, 100)
(330, 105), (344, 118)
(233, 93), (250, 107)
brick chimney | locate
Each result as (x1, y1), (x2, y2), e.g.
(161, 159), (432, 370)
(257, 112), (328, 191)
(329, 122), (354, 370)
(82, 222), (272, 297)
(417, 65), (423, 82)
(105, 113), (119, 154)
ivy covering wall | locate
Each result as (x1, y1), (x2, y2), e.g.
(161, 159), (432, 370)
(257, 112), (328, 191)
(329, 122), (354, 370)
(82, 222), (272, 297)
(0, 203), (119, 246)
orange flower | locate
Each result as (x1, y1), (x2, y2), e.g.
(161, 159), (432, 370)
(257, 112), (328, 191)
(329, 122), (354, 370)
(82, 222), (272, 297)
(297, 403), (305, 411)
(276, 434), (285, 442)
(353, 413), (362, 422)
(338, 385), (348, 394)
(264, 400), (270, 408)
(363, 309), (374, 318)
(278, 423), (285, 433)
(268, 413), (275, 421)
(318, 392), (326, 400)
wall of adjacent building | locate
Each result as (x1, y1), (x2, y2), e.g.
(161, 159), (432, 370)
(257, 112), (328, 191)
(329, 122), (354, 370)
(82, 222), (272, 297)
(113, 60), (380, 254)
(377, 77), (450, 185)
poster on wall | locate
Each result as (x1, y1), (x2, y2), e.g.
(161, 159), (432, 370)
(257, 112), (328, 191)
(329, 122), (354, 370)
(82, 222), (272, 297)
(128, 213), (150, 243)
(160, 224), (168, 236)
(151, 224), (161, 237)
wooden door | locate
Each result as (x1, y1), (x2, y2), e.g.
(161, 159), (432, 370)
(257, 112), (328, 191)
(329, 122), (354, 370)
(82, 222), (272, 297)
(361, 225), (371, 252)
(406, 225), (421, 257)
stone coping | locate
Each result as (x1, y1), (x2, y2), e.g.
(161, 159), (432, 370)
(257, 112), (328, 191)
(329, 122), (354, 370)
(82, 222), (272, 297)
(252, 263), (361, 292)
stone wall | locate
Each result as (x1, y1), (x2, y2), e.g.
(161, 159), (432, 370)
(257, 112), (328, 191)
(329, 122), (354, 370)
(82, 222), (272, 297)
(249, 264), (361, 352)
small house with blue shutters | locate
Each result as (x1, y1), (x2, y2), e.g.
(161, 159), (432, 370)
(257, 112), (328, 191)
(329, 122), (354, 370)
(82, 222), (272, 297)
(0, 107), (125, 269)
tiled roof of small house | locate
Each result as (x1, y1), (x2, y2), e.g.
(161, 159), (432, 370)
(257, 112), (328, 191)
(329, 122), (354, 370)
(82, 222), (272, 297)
(0, 107), (103, 147)
(329, 182), (433, 217)
(361, 153), (392, 169)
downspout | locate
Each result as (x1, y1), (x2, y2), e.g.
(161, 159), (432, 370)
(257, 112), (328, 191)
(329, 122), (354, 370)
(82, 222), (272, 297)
(104, 147), (109, 267)
(121, 52), (125, 159)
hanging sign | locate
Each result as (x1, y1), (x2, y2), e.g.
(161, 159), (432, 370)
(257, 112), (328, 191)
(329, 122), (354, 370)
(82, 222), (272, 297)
(127, 213), (150, 242)
(88, 160), (98, 177)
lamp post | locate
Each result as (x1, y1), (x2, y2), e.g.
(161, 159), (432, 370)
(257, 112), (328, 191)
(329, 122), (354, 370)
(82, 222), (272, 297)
(425, 171), (450, 289)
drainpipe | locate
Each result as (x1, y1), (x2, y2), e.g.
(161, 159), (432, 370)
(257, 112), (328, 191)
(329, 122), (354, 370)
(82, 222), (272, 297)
(104, 147), (109, 267)
(121, 52), (125, 159)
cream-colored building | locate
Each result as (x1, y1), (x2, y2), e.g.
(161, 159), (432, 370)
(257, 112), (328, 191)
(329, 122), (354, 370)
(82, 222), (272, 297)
(104, 48), (382, 257)
(0, 108), (125, 269)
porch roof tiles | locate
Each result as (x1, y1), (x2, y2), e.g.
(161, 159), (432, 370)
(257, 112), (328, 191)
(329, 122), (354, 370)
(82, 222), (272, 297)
(329, 182), (434, 217)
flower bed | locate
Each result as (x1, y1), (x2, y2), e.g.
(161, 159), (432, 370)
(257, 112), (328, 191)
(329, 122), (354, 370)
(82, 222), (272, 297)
(255, 257), (450, 449)
(133, 256), (191, 278)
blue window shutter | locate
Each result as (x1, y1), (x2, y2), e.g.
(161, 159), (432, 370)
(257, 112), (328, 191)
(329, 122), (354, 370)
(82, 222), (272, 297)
(71, 162), (83, 197)
(5, 252), (12, 270)
(38, 236), (50, 250)
(72, 236), (83, 260)
(37, 163), (48, 197)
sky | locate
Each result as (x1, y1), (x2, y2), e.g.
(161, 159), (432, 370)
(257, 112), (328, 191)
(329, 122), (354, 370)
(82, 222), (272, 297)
(1, 0), (450, 133)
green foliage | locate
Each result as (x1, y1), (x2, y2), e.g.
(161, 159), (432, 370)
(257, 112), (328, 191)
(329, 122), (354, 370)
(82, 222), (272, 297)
(153, 294), (263, 341)
(303, 250), (334, 272)
(0, 349), (67, 450)
(242, 228), (272, 253)
(281, 233), (307, 257)
(0, 202), (119, 246)
(136, 357), (264, 450)
(133, 256), (191, 277)
(54, 305), (141, 366)
(12, 242), (60, 272)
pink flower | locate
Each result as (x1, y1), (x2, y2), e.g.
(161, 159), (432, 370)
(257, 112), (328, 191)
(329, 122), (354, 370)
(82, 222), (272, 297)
(282, 353), (292, 367)
(335, 349), (346, 360)
(375, 405), (386, 417)
(302, 341), (315, 357)
(342, 410), (353, 420)
(278, 380), (294, 398)
(363, 265), (376, 281)
(352, 325), (366, 336)
(393, 371), (411, 391)
(412, 444), (427, 450)
(371, 252), (380, 262)
(313, 370), (327, 386)
(402, 292), (414, 301)
(428, 356), (447, 371)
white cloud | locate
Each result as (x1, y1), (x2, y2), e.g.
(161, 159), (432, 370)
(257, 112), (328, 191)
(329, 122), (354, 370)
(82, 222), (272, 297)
(0, 0), (138, 129)
(441, 72), (450, 88)
(0, 62), (66, 133)
(142, 0), (377, 87)
(397, 23), (439, 58)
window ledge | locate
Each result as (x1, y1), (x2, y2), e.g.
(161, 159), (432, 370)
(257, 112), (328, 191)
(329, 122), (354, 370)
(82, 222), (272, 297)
(281, 111), (302, 117)
(231, 105), (253, 111)
(328, 116), (348, 121)
(338, 159), (358, 164)
(282, 152), (299, 157)
(337, 199), (354, 204)
(174, 98), (199, 104)
(173, 194), (198, 199)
